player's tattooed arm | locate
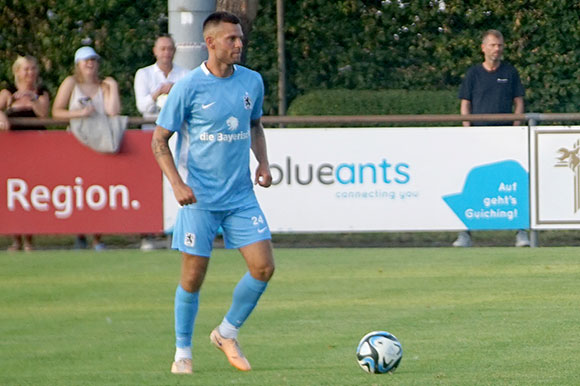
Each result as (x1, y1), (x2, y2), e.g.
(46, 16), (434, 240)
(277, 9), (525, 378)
(151, 126), (173, 158)
(151, 125), (196, 204)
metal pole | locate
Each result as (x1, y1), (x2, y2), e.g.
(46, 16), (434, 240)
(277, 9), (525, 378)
(528, 117), (539, 248)
(168, 0), (216, 70)
(276, 0), (287, 119)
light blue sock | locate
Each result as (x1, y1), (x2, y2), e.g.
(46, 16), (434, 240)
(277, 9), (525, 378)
(174, 285), (199, 349)
(225, 272), (268, 328)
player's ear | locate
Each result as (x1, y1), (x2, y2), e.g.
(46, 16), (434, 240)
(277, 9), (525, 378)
(205, 35), (214, 49)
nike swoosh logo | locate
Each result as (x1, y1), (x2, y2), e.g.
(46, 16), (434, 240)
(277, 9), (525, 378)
(257, 227), (268, 233)
(202, 102), (216, 109)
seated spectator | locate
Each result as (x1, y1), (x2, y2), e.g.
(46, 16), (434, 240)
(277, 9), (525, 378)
(52, 46), (121, 251)
(1, 55), (51, 251)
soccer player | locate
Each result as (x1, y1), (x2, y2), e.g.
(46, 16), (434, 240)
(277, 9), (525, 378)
(151, 11), (275, 375)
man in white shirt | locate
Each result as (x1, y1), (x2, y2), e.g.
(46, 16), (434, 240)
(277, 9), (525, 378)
(135, 35), (189, 250)
(134, 35), (189, 131)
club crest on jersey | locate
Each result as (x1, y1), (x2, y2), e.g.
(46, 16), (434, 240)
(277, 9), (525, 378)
(243, 92), (253, 110)
(184, 233), (195, 247)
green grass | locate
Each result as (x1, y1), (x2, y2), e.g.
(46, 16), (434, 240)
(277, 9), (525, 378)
(1, 248), (579, 385)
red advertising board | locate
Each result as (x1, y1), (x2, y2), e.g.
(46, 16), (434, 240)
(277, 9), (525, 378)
(1, 130), (163, 234)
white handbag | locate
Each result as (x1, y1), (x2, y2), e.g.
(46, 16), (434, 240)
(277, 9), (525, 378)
(69, 114), (127, 153)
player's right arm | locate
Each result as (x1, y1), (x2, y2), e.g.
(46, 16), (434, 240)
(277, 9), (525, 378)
(151, 125), (197, 205)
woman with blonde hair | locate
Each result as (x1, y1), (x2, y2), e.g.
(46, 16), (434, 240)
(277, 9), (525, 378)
(0, 55), (50, 251)
(0, 55), (50, 130)
(52, 46), (121, 250)
(52, 46), (120, 119)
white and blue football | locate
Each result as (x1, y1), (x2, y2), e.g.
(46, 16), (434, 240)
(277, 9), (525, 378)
(356, 331), (403, 374)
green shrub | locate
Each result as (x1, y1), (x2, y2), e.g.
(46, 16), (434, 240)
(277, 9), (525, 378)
(286, 89), (459, 126)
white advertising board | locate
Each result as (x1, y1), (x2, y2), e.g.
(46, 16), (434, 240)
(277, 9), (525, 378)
(250, 127), (529, 232)
(530, 126), (580, 229)
(163, 126), (529, 233)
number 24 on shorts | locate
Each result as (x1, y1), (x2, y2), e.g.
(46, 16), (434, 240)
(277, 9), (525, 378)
(252, 215), (268, 233)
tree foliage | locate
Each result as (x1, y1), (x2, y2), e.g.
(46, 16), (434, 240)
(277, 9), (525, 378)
(248, 0), (580, 114)
(1, 0), (579, 116)
(0, 0), (167, 116)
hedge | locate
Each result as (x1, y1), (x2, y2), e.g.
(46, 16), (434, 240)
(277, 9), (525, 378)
(286, 89), (459, 126)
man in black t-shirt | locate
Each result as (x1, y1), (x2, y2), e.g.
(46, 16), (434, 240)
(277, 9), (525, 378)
(454, 29), (529, 247)
(458, 29), (525, 126)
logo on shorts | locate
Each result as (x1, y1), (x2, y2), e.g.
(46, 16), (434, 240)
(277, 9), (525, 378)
(184, 233), (196, 247)
(252, 215), (268, 234)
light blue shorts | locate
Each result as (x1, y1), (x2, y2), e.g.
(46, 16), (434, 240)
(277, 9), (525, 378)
(171, 202), (272, 257)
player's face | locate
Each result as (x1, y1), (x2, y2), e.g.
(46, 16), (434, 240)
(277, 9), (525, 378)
(212, 22), (244, 65)
(153, 37), (176, 66)
(481, 35), (504, 63)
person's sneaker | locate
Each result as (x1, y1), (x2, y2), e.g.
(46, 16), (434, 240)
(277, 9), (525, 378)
(140, 237), (155, 251)
(452, 231), (472, 247)
(7, 243), (22, 252)
(515, 230), (530, 247)
(210, 327), (251, 371)
(171, 358), (193, 374)
(93, 243), (106, 251)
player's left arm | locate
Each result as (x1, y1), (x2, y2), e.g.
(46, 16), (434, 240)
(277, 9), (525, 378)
(250, 118), (272, 187)
(513, 96), (524, 126)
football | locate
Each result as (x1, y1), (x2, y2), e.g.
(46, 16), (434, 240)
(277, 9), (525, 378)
(356, 331), (403, 374)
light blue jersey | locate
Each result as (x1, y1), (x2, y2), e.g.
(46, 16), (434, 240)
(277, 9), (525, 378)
(157, 62), (264, 210)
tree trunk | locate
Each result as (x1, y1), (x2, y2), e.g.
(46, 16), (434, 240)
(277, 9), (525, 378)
(216, 0), (259, 63)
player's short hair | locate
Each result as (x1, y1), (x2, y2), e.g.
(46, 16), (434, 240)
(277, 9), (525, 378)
(482, 29), (504, 44)
(203, 11), (241, 35)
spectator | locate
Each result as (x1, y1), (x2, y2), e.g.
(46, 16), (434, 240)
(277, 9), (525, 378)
(454, 29), (529, 247)
(0, 55), (50, 130)
(52, 46), (121, 251)
(134, 34), (188, 131)
(134, 35), (188, 251)
(1, 55), (51, 251)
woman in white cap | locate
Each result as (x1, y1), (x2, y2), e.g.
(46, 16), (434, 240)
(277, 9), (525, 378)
(52, 46), (120, 119)
(52, 46), (121, 250)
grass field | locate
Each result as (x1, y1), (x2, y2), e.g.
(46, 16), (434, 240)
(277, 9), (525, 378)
(1, 247), (579, 385)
